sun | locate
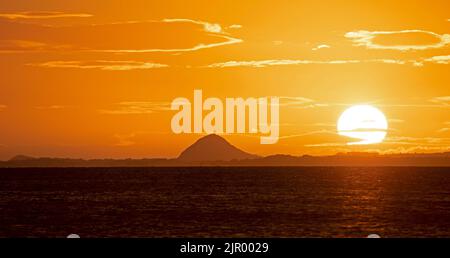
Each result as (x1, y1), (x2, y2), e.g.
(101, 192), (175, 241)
(337, 105), (388, 145)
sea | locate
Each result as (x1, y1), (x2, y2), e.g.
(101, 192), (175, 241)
(0, 167), (449, 237)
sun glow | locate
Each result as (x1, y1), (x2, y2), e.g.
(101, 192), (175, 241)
(337, 105), (388, 145)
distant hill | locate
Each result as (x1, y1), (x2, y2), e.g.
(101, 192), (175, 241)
(177, 134), (259, 162)
(242, 152), (450, 167)
(9, 155), (35, 162)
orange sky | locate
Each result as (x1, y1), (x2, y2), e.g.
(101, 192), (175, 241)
(0, 0), (449, 159)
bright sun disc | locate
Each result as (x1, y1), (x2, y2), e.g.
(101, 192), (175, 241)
(337, 105), (388, 145)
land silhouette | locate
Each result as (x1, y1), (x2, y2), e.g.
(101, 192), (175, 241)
(178, 134), (259, 161)
(1, 134), (449, 167)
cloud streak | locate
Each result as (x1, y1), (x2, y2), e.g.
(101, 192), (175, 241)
(437, 122), (450, 133)
(430, 96), (450, 106)
(305, 135), (450, 152)
(278, 130), (337, 140)
(345, 29), (450, 51)
(205, 54), (450, 68)
(424, 55), (450, 64)
(0, 11), (93, 19)
(278, 96), (315, 107)
(114, 133), (138, 146)
(98, 18), (243, 53)
(0, 18), (242, 53)
(312, 44), (330, 51)
(35, 105), (72, 110)
(162, 18), (223, 33)
(113, 131), (170, 146)
(100, 102), (172, 114)
(229, 24), (242, 29)
(254, 96), (450, 111)
(205, 59), (408, 68)
(384, 136), (450, 147)
(29, 60), (169, 70)
(0, 40), (73, 53)
(96, 34), (242, 53)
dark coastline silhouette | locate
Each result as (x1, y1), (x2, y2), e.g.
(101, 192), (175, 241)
(1, 134), (449, 167)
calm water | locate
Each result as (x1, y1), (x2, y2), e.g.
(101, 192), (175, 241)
(0, 167), (449, 237)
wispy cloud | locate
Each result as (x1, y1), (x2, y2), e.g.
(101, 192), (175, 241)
(94, 18), (242, 53)
(0, 40), (73, 53)
(437, 128), (450, 133)
(413, 55), (450, 66)
(229, 24), (242, 29)
(304, 142), (346, 147)
(307, 122), (337, 128)
(113, 131), (169, 146)
(205, 59), (407, 68)
(114, 133), (138, 146)
(354, 97), (450, 109)
(437, 122), (450, 133)
(345, 29), (450, 51)
(0, 18), (242, 53)
(0, 105), (6, 110)
(430, 96), (450, 106)
(379, 145), (450, 154)
(29, 60), (169, 71)
(264, 96), (450, 110)
(278, 130), (337, 140)
(99, 35), (242, 53)
(279, 96), (315, 107)
(162, 18), (223, 33)
(35, 105), (72, 110)
(312, 44), (330, 51)
(424, 55), (450, 64)
(100, 102), (172, 114)
(205, 55), (450, 68)
(384, 136), (450, 147)
(305, 135), (450, 152)
(0, 11), (92, 19)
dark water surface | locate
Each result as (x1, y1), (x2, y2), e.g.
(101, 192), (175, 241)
(0, 167), (449, 237)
